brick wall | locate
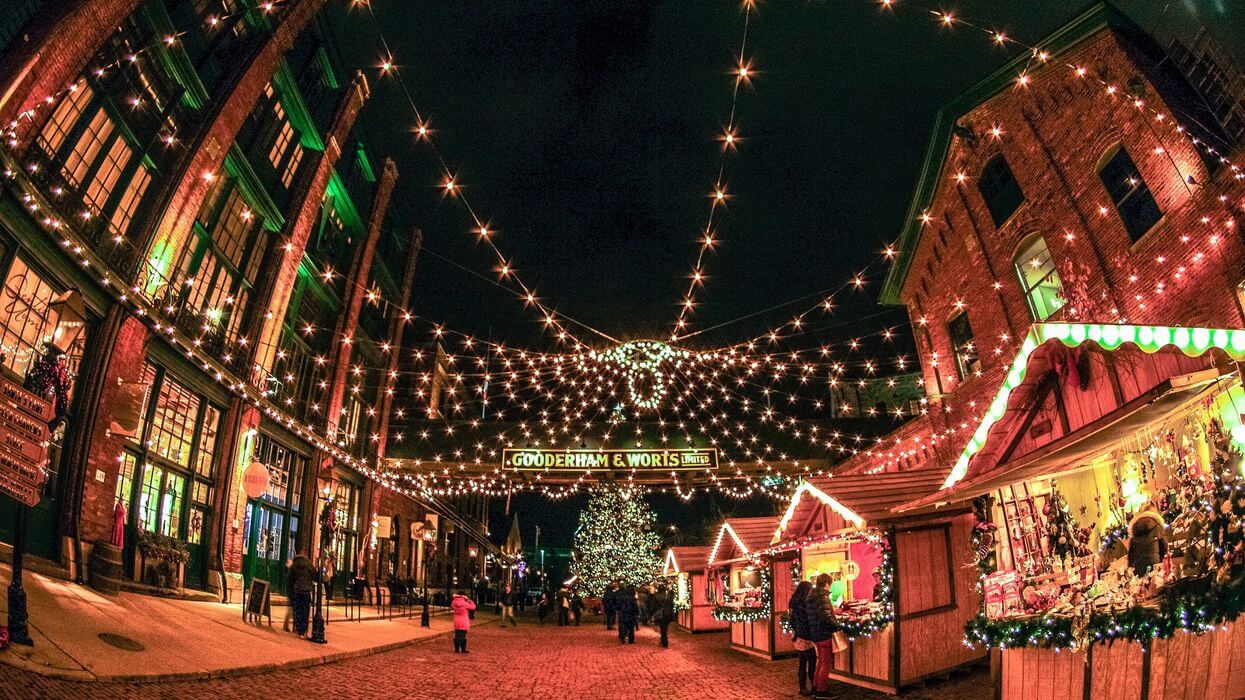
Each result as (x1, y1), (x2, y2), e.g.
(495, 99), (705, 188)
(841, 27), (1245, 477)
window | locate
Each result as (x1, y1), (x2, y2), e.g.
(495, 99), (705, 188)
(978, 154), (1025, 226)
(121, 363), (220, 540)
(38, 84), (94, 157)
(947, 311), (980, 380)
(1098, 146), (1162, 241)
(1014, 236), (1065, 321)
(174, 179), (268, 338)
(0, 257), (86, 379)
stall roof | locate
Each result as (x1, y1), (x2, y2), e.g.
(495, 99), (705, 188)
(708, 516), (780, 566)
(896, 322), (1245, 512)
(773, 468), (951, 544)
(662, 546), (712, 575)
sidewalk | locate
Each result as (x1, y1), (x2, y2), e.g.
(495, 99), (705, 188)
(0, 564), (494, 682)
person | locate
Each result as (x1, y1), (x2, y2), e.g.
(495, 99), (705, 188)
(537, 592), (550, 625)
(451, 593), (477, 653)
(616, 585), (639, 644)
(286, 554), (315, 637)
(500, 585), (517, 627)
(603, 581), (618, 630)
(556, 585), (571, 626)
(637, 584), (651, 625)
(805, 574), (840, 699)
(571, 591), (584, 626)
(653, 584), (676, 648)
(788, 580), (817, 696)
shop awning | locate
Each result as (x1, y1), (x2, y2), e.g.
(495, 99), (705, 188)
(662, 546), (711, 575)
(894, 323), (1242, 513)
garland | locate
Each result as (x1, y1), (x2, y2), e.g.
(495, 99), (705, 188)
(965, 572), (1245, 649)
(712, 563), (772, 622)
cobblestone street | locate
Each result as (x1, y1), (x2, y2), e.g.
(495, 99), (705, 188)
(0, 613), (991, 699)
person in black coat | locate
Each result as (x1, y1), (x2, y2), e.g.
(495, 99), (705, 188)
(788, 581), (816, 696)
(804, 574), (839, 699)
(652, 584), (677, 648)
(615, 585), (639, 644)
(603, 581), (619, 630)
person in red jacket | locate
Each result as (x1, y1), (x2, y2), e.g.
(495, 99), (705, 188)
(451, 593), (477, 653)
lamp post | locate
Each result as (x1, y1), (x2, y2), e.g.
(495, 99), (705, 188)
(8, 290), (86, 647)
(420, 520), (436, 627)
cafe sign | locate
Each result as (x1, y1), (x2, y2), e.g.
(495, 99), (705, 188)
(502, 447), (718, 472)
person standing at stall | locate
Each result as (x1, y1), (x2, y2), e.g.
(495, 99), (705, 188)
(616, 586), (639, 644)
(805, 574), (840, 699)
(788, 580), (817, 696)
(653, 584), (676, 648)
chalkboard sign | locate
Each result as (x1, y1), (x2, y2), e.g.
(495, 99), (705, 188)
(245, 578), (272, 626)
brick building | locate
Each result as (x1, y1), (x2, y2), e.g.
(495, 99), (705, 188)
(0, 1), (489, 598)
(835, 3), (1245, 477)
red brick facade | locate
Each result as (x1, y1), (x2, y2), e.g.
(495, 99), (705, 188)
(842, 24), (1245, 476)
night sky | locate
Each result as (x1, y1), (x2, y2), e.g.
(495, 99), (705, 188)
(325, 1), (1244, 549)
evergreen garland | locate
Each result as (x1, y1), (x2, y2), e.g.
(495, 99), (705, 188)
(569, 489), (661, 596)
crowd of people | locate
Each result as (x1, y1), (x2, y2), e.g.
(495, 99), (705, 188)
(600, 580), (677, 647)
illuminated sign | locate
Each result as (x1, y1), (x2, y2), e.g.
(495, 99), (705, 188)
(502, 448), (718, 472)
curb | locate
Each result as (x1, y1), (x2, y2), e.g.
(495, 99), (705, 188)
(0, 617), (500, 684)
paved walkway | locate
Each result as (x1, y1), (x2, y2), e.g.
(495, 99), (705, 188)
(0, 564), (486, 683)
(0, 610), (991, 698)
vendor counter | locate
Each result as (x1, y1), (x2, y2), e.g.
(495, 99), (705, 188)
(997, 619), (1245, 699)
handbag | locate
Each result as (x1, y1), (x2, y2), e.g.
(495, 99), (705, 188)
(831, 631), (849, 654)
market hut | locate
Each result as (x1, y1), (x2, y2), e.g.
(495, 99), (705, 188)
(897, 323), (1245, 700)
(661, 546), (725, 633)
(706, 515), (795, 659)
(770, 469), (986, 694)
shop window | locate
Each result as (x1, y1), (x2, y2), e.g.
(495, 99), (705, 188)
(0, 257), (85, 379)
(1098, 146), (1163, 241)
(121, 362), (222, 543)
(333, 480), (361, 574)
(978, 154), (1025, 226)
(1013, 236), (1066, 321)
(947, 311), (980, 380)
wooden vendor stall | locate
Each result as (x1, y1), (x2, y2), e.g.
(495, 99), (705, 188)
(770, 469), (986, 694)
(661, 546), (725, 633)
(706, 516), (796, 659)
(899, 323), (1245, 700)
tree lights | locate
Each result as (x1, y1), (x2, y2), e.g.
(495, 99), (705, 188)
(569, 489), (662, 596)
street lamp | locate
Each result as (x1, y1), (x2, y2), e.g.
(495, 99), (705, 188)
(420, 520), (436, 627)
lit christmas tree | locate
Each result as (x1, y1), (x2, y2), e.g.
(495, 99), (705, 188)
(570, 489), (661, 595)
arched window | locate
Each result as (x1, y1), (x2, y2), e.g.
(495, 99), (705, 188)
(947, 311), (980, 380)
(978, 154), (1025, 227)
(1098, 146), (1162, 241)
(1014, 236), (1065, 321)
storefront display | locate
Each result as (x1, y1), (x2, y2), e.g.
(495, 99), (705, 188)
(771, 469), (985, 694)
(896, 323), (1245, 699)
(660, 546), (725, 633)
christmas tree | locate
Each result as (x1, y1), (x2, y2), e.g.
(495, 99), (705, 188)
(570, 489), (661, 595)
(1044, 483), (1089, 562)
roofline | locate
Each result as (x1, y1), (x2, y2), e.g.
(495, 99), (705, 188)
(938, 322), (1245, 492)
(879, 2), (1138, 305)
(773, 480), (867, 544)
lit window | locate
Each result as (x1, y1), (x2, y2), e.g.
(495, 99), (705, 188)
(38, 84), (95, 157)
(1014, 236), (1065, 321)
(109, 166), (152, 236)
(0, 257), (85, 379)
(62, 108), (114, 187)
(1098, 146), (1162, 241)
(947, 311), (980, 380)
(977, 154), (1025, 227)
